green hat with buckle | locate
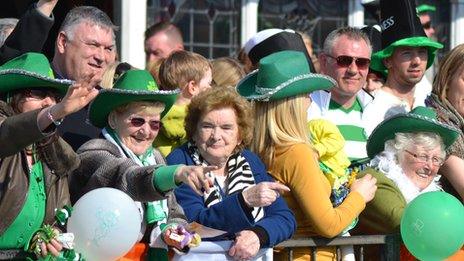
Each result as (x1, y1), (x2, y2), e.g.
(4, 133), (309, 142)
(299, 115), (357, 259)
(236, 50), (335, 101)
(367, 106), (459, 158)
(0, 52), (73, 95)
(88, 69), (179, 128)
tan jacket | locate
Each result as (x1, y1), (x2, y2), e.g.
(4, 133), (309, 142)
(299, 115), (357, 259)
(0, 101), (78, 234)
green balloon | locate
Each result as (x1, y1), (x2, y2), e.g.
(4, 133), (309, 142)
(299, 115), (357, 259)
(401, 191), (464, 261)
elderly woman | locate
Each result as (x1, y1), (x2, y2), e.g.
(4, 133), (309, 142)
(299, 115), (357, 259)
(425, 44), (464, 201)
(0, 53), (98, 259)
(70, 69), (214, 260)
(353, 106), (459, 259)
(238, 50), (378, 261)
(166, 86), (296, 260)
(355, 106), (458, 233)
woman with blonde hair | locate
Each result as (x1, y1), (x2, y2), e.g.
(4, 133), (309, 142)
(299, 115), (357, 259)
(238, 50), (378, 260)
(425, 43), (464, 201)
(100, 61), (133, 89)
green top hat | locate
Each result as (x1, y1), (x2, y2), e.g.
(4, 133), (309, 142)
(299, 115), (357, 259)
(236, 50), (335, 101)
(0, 52), (73, 95)
(370, 0), (443, 73)
(366, 106), (459, 158)
(417, 4), (436, 14)
(88, 69), (179, 128)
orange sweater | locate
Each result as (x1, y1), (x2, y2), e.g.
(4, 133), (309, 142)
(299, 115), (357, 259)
(269, 143), (365, 260)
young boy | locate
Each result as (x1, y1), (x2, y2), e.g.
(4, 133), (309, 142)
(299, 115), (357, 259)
(154, 50), (212, 156)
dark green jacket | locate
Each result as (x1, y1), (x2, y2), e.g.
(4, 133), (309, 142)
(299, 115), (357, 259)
(353, 167), (406, 235)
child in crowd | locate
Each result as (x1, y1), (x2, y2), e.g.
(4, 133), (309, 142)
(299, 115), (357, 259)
(153, 50), (212, 156)
(308, 118), (357, 261)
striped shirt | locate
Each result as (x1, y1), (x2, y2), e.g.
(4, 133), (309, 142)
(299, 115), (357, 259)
(325, 98), (368, 161)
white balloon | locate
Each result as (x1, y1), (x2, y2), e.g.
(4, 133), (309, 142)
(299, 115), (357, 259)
(67, 188), (142, 261)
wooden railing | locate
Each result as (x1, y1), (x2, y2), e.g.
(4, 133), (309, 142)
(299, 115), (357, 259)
(276, 234), (401, 261)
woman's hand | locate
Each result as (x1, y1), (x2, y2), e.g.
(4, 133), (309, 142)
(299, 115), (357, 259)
(242, 182), (290, 207)
(38, 238), (63, 257)
(350, 174), (377, 203)
(174, 165), (218, 195)
(228, 230), (260, 261)
(51, 73), (101, 120)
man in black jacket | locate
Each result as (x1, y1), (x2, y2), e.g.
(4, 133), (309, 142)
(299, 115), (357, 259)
(51, 6), (117, 150)
(0, 0), (58, 64)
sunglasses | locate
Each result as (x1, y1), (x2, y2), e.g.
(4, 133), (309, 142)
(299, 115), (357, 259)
(23, 89), (62, 102)
(326, 54), (371, 69)
(128, 117), (162, 131)
(422, 21), (432, 29)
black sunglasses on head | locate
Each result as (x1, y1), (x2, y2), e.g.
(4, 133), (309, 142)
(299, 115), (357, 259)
(326, 54), (371, 69)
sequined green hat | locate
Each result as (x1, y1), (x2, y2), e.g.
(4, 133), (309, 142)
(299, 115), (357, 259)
(0, 52), (73, 94)
(88, 69), (179, 128)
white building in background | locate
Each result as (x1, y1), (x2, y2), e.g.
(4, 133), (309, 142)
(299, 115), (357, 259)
(114, 0), (464, 69)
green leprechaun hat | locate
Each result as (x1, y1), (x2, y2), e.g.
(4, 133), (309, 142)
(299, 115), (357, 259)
(370, 0), (443, 73)
(0, 52), (73, 95)
(366, 106), (459, 158)
(88, 69), (179, 128)
(236, 50), (335, 101)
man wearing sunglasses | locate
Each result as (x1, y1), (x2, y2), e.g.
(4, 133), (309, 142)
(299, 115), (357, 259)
(362, 0), (443, 137)
(308, 26), (373, 163)
(417, 4), (436, 38)
(308, 27), (372, 162)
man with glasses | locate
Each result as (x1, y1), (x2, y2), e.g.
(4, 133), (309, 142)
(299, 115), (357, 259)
(308, 26), (373, 162)
(362, 0), (443, 137)
(417, 4), (436, 38)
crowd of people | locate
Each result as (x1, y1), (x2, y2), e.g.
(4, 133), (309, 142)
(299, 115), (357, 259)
(1, 0), (463, 260)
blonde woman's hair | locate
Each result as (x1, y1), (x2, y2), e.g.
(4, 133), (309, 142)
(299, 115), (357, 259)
(433, 44), (464, 102)
(252, 94), (310, 168)
(211, 57), (245, 88)
(158, 50), (211, 90)
(147, 58), (165, 87)
(100, 62), (133, 89)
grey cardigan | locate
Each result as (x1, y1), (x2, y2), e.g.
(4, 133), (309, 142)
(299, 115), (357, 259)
(69, 138), (187, 241)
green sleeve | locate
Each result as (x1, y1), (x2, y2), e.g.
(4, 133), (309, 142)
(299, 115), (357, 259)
(358, 168), (407, 233)
(153, 165), (182, 192)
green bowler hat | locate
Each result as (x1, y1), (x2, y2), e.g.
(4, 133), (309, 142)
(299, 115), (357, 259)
(88, 69), (179, 128)
(367, 106), (459, 158)
(236, 50), (335, 101)
(0, 52), (73, 95)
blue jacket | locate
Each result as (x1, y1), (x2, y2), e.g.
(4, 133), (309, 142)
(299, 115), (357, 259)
(167, 144), (296, 247)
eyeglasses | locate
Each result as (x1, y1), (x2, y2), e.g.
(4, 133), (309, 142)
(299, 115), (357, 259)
(128, 117), (162, 131)
(23, 89), (62, 102)
(422, 21), (432, 29)
(325, 54), (371, 69)
(404, 150), (444, 167)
